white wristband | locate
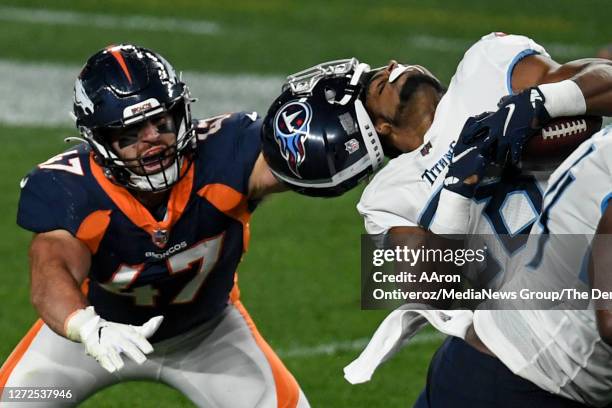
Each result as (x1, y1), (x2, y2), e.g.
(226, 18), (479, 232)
(538, 80), (586, 118)
(64, 306), (100, 342)
(429, 189), (472, 236)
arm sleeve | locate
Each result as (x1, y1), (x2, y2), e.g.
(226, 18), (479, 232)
(195, 112), (262, 195)
(456, 32), (550, 95)
(235, 113), (264, 193)
(357, 167), (425, 234)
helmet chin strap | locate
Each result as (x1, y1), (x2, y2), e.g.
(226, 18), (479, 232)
(354, 99), (384, 172)
(336, 63), (371, 106)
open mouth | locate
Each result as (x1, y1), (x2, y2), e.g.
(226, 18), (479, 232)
(139, 146), (173, 172)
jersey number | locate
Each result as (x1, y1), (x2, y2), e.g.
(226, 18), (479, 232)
(528, 145), (595, 268)
(38, 150), (84, 176)
(197, 113), (232, 140)
(102, 234), (224, 306)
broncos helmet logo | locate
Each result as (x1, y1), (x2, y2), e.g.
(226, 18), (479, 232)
(273, 101), (312, 178)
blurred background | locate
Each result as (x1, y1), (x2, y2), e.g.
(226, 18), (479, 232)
(0, 1), (609, 406)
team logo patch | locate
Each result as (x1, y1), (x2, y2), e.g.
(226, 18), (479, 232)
(74, 78), (95, 115)
(152, 229), (169, 248)
(420, 141), (433, 157)
(273, 101), (312, 178)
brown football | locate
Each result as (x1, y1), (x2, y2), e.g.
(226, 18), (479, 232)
(524, 115), (602, 157)
(521, 115), (602, 169)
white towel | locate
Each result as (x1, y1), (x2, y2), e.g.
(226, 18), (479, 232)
(344, 304), (474, 384)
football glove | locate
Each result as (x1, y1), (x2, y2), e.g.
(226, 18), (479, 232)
(65, 306), (163, 373)
(443, 113), (496, 198)
(492, 87), (551, 165)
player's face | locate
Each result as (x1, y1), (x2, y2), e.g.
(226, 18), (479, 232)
(109, 113), (177, 175)
(365, 60), (439, 127)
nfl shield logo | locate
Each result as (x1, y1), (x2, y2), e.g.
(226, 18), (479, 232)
(152, 229), (169, 248)
(345, 139), (360, 154)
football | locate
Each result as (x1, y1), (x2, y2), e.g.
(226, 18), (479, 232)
(522, 115), (603, 168)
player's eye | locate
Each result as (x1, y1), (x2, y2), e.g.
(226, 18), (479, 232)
(154, 116), (176, 134)
(115, 132), (139, 149)
(110, 124), (140, 148)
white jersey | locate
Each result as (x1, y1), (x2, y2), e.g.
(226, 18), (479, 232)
(474, 126), (612, 407)
(358, 32), (549, 288)
(346, 33), (560, 386)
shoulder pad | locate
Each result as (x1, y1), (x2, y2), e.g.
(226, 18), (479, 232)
(17, 144), (107, 234)
(191, 112), (263, 194)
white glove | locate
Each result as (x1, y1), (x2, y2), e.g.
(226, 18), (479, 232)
(65, 306), (163, 373)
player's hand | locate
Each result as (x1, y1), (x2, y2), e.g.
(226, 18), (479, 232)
(493, 87), (551, 165)
(65, 306), (164, 373)
(443, 113), (495, 198)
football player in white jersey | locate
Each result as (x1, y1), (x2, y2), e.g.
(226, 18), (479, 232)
(464, 126), (612, 407)
(342, 32), (612, 406)
(259, 32), (612, 406)
(409, 128), (612, 408)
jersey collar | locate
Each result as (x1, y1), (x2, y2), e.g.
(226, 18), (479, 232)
(90, 154), (194, 246)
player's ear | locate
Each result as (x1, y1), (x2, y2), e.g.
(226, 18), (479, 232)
(375, 121), (393, 137)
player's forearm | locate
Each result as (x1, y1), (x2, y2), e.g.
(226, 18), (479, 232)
(539, 60), (612, 118)
(30, 262), (89, 337)
(29, 231), (91, 338)
(388, 227), (460, 309)
(248, 153), (287, 199)
(572, 62), (612, 117)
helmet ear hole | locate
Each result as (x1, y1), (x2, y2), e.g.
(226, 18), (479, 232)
(324, 87), (337, 103)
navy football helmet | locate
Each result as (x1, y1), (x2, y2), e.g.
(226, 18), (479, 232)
(262, 58), (383, 197)
(73, 44), (195, 192)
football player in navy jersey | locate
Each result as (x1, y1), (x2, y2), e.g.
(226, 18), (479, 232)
(0, 44), (309, 407)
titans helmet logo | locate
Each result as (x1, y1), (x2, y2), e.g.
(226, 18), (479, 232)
(273, 101), (312, 178)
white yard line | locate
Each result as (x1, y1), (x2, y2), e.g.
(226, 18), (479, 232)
(276, 331), (445, 359)
(0, 59), (284, 127)
(0, 6), (220, 35)
(0, 29), (598, 128)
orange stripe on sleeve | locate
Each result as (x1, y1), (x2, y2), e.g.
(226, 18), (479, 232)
(0, 319), (44, 388)
(197, 183), (252, 251)
(76, 210), (112, 254)
(232, 300), (300, 408)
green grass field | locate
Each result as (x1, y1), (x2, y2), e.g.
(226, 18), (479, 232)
(0, 1), (609, 406)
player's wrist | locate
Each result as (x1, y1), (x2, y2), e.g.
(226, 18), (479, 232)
(430, 189), (472, 235)
(538, 80), (586, 118)
(64, 306), (100, 342)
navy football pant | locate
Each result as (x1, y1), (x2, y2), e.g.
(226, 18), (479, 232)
(413, 336), (590, 408)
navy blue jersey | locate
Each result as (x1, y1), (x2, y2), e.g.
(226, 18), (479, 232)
(17, 112), (261, 341)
